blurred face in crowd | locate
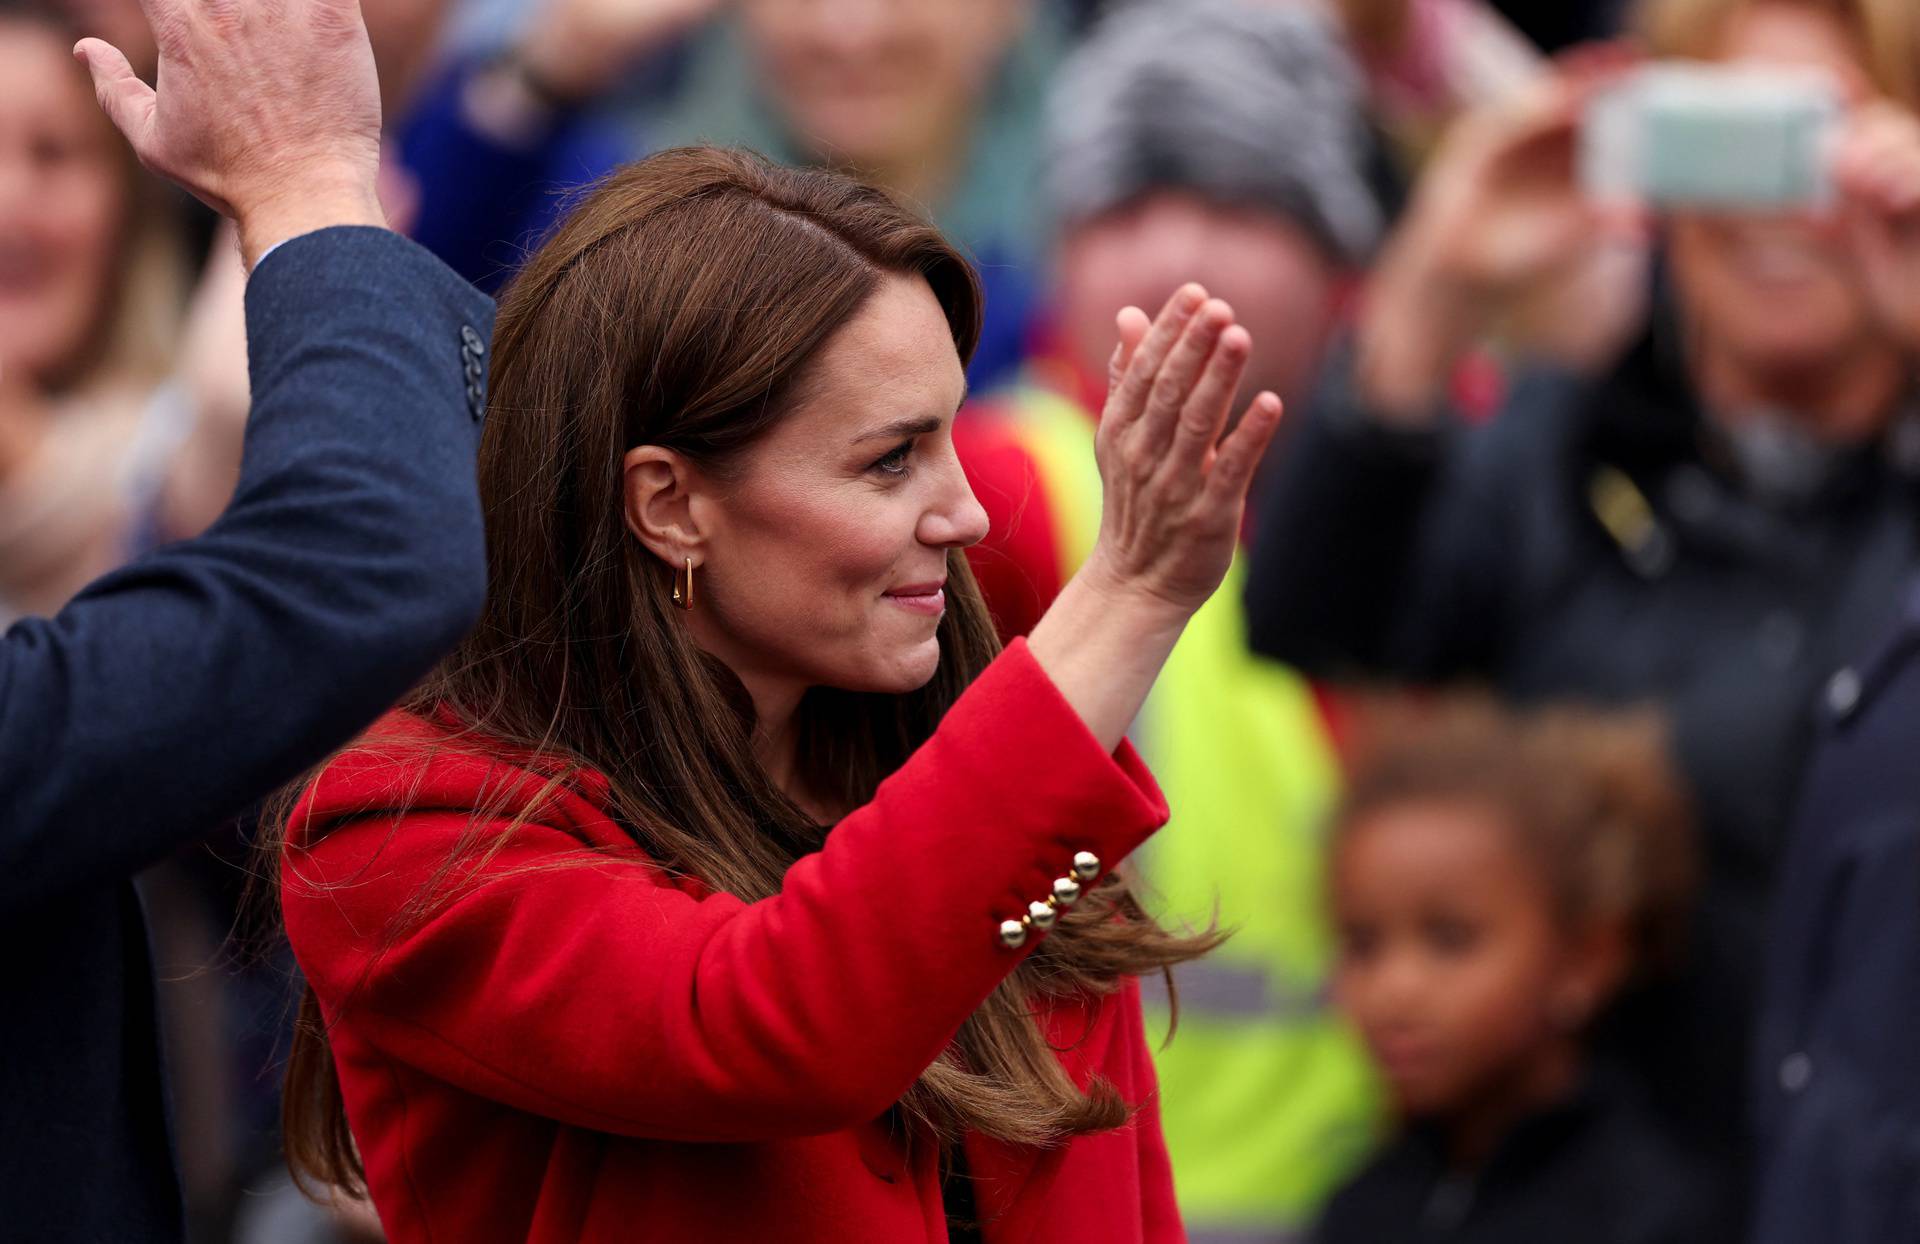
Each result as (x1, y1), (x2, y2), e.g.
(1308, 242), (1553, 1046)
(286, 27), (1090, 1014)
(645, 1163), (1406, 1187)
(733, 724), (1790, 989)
(643, 274), (986, 704)
(1666, 4), (1889, 409)
(1332, 799), (1602, 1121)
(0, 17), (128, 391)
(740, 0), (1029, 176)
(1056, 191), (1343, 407)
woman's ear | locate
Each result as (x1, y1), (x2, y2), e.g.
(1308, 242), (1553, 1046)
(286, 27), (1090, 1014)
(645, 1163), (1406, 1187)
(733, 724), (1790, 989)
(622, 445), (708, 569)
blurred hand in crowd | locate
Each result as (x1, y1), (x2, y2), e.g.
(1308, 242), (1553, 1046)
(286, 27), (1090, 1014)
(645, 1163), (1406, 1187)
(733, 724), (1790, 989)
(1355, 58), (1642, 422)
(513, 0), (724, 103)
(741, 0), (1030, 205)
(1834, 100), (1920, 351)
(74, 0), (386, 266)
(0, 11), (128, 393)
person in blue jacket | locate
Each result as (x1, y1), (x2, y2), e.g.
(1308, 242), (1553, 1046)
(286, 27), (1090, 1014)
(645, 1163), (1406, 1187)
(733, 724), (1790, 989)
(1752, 568), (1920, 1244)
(2, 0), (490, 1237)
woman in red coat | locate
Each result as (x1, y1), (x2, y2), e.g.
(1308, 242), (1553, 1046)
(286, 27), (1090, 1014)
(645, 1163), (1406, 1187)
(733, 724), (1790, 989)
(273, 146), (1282, 1243)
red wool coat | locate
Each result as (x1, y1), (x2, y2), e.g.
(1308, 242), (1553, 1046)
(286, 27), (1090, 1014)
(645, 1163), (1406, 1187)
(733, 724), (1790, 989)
(282, 640), (1188, 1243)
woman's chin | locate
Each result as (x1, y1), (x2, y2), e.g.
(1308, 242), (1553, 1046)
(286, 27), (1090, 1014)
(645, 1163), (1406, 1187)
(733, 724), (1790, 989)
(828, 638), (944, 696)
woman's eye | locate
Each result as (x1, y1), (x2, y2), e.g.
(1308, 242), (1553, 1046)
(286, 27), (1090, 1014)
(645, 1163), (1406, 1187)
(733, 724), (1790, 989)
(870, 441), (913, 477)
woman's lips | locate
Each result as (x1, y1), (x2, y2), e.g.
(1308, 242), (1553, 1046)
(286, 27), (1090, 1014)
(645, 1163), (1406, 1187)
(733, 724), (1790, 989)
(884, 582), (946, 616)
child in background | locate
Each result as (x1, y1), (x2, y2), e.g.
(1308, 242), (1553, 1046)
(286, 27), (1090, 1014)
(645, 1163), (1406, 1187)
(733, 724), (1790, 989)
(1314, 701), (1732, 1244)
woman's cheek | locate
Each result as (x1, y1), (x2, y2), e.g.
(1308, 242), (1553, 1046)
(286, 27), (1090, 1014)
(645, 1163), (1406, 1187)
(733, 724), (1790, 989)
(811, 487), (924, 589)
(32, 168), (124, 369)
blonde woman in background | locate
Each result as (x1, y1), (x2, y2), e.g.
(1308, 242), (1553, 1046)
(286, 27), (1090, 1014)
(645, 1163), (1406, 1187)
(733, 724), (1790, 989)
(0, 0), (190, 623)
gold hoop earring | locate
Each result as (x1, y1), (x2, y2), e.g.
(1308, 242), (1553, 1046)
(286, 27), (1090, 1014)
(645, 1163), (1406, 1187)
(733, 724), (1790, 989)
(671, 557), (695, 610)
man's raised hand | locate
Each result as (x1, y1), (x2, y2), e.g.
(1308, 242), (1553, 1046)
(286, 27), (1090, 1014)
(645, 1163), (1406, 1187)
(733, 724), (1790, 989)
(75, 0), (387, 266)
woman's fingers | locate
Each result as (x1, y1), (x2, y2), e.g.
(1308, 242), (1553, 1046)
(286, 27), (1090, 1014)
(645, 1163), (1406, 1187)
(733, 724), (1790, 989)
(1165, 322), (1250, 476)
(1836, 102), (1920, 220)
(1107, 305), (1152, 391)
(1136, 299), (1233, 456)
(1105, 284), (1206, 436)
(1202, 392), (1285, 514)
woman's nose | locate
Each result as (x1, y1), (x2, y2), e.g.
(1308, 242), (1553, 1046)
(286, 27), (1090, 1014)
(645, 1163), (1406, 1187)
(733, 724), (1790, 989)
(919, 456), (990, 550)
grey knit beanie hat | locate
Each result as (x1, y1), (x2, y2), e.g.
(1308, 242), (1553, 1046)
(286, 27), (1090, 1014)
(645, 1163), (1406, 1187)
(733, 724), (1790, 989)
(1045, 0), (1383, 264)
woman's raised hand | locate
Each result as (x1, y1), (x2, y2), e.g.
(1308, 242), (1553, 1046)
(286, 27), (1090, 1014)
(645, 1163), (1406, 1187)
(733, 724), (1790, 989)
(1025, 285), (1282, 753)
(1085, 285), (1281, 614)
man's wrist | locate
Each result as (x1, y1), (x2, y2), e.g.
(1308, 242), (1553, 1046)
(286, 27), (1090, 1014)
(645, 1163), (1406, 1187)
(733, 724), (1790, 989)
(237, 183), (387, 270)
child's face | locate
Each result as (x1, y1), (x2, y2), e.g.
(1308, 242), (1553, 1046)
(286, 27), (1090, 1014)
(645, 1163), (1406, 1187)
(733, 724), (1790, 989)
(1331, 799), (1575, 1119)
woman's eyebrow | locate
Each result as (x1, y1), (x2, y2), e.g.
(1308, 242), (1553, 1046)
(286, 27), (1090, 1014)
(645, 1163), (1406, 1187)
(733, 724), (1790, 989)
(850, 414), (944, 445)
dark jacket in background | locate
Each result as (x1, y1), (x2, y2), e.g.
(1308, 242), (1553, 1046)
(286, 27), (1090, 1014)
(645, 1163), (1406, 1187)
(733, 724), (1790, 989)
(1246, 322), (1920, 1168)
(0, 228), (491, 1242)
(1752, 573), (1920, 1243)
(1314, 1069), (1729, 1244)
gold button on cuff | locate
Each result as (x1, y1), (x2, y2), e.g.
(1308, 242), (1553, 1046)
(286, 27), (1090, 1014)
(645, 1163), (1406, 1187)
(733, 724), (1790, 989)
(1072, 851), (1101, 883)
(1052, 876), (1083, 906)
(998, 918), (1029, 950)
(1027, 899), (1058, 930)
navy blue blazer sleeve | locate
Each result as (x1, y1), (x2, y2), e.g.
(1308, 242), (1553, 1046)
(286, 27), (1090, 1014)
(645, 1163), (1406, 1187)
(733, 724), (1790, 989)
(0, 227), (491, 917)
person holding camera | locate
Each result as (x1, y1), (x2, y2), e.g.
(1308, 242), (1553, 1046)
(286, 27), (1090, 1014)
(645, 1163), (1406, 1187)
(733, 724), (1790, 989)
(3, 0), (495, 1236)
(1246, 0), (1920, 1203)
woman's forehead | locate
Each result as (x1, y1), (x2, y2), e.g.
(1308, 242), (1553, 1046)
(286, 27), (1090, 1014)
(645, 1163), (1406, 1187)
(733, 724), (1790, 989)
(780, 276), (967, 433)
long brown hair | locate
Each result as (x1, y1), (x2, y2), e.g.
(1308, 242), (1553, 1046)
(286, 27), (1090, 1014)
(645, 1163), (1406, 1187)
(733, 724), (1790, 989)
(273, 146), (1218, 1197)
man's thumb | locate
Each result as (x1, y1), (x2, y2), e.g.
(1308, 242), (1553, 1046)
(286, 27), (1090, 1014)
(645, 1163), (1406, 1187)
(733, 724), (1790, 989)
(74, 39), (160, 163)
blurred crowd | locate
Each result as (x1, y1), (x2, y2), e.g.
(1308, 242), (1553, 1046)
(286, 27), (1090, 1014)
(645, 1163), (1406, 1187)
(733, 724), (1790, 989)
(10, 0), (1920, 1239)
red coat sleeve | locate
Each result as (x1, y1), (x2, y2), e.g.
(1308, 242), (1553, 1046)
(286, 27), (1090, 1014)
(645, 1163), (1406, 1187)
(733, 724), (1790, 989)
(283, 640), (1168, 1142)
